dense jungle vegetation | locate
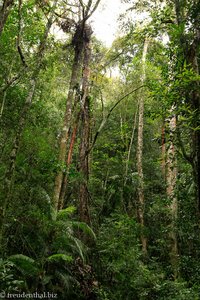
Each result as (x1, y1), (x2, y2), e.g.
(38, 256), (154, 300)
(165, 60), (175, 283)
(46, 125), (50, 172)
(0, 0), (200, 299)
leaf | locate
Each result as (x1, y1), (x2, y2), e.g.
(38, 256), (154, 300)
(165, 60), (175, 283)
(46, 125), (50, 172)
(55, 271), (77, 290)
(8, 254), (39, 276)
(47, 254), (73, 263)
(73, 238), (85, 262)
(72, 221), (96, 240)
(41, 275), (53, 285)
(57, 206), (76, 219)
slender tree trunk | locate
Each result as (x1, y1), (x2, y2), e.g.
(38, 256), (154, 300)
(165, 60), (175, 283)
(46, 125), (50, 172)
(0, 61), (14, 118)
(161, 123), (166, 179)
(124, 101), (139, 186)
(78, 30), (91, 224)
(0, 89), (7, 118)
(166, 111), (178, 279)
(0, 0), (14, 37)
(4, 79), (36, 198)
(136, 38), (148, 255)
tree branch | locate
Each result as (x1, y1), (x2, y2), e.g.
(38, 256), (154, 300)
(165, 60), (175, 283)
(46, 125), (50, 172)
(84, 0), (101, 21)
(87, 85), (146, 155)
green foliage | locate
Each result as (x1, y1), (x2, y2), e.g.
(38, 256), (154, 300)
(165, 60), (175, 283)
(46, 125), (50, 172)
(1, 0), (200, 298)
(94, 214), (199, 299)
(0, 259), (25, 292)
(8, 255), (39, 277)
(0, 202), (95, 298)
(47, 253), (73, 263)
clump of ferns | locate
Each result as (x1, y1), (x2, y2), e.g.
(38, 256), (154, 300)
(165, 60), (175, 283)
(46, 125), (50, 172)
(1, 206), (96, 294)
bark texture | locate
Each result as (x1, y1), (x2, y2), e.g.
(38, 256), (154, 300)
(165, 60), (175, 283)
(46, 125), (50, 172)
(124, 101), (139, 186)
(161, 124), (166, 179)
(137, 39), (149, 255)
(59, 121), (78, 210)
(166, 112), (178, 278)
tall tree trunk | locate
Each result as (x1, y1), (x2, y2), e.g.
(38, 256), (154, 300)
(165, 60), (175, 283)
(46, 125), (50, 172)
(188, 42), (200, 213)
(161, 123), (166, 179)
(78, 29), (91, 224)
(136, 38), (148, 255)
(53, 23), (85, 211)
(0, 0), (14, 37)
(78, 97), (91, 224)
(53, 1), (100, 212)
(166, 111), (178, 279)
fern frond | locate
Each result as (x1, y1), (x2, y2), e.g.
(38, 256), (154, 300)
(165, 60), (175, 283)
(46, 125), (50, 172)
(72, 238), (85, 262)
(55, 270), (77, 291)
(72, 221), (96, 240)
(8, 254), (39, 276)
(47, 254), (73, 263)
(57, 206), (76, 219)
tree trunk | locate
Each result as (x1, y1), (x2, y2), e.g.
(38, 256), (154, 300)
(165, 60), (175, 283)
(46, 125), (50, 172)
(136, 38), (148, 255)
(78, 30), (91, 224)
(174, 0), (200, 213)
(53, 1), (100, 212)
(53, 23), (86, 211)
(58, 120), (79, 210)
(124, 100), (139, 186)
(4, 79), (36, 199)
(161, 123), (166, 179)
(78, 100), (91, 224)
(188, 43), (200, 213)
(166, 111), (178, 279)
(0, 0), (14, 37)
